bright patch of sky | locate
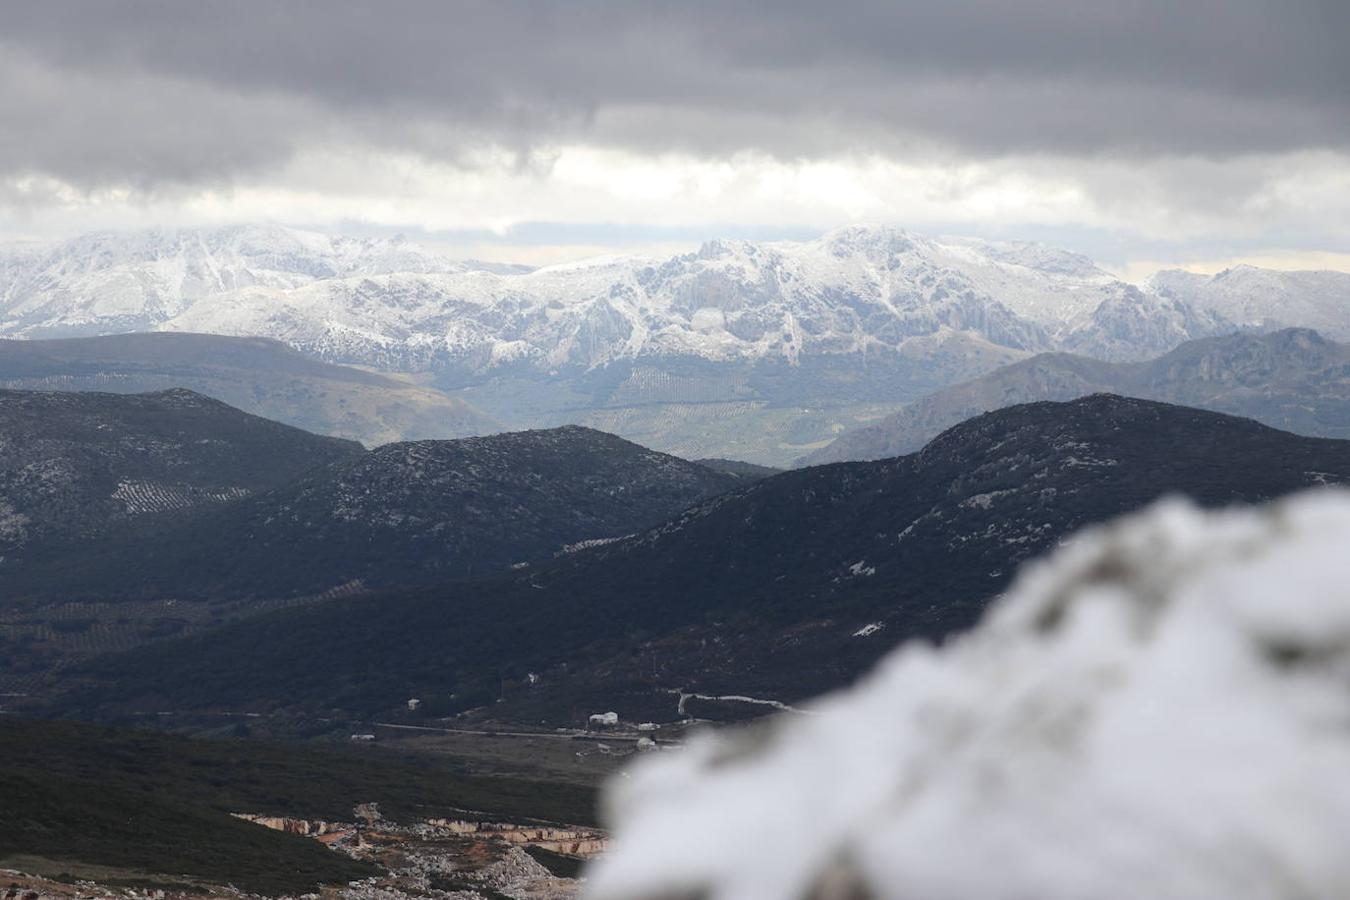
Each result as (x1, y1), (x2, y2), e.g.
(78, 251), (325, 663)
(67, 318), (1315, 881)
(2, 2), (1347, 278)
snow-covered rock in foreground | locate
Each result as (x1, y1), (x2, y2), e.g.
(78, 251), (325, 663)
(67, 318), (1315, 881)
(589, 490), (1350, 900)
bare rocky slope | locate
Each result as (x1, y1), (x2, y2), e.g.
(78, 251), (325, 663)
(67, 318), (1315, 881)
(803, 328), (1350, 464)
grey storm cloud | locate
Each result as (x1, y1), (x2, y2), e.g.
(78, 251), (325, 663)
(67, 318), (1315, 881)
(2, 0), (1348, 188)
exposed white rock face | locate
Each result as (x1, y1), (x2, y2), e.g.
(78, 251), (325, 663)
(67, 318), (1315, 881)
(588, 490), (1350, 900)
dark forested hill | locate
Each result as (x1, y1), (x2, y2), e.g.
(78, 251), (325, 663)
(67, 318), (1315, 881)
(0, 387), (361, 569)
(6, 425), (740, 601)
(60, 396), (1350, 724)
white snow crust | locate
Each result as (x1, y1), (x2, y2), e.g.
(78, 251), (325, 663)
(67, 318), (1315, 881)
(588, 490), (1350, 900)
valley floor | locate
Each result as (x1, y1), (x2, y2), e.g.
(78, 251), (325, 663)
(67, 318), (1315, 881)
(0, 717), (633, 900)
(4, 809), (596, 900)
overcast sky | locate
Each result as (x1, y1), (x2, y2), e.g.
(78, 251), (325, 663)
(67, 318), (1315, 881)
(2, 0), (1348, 276)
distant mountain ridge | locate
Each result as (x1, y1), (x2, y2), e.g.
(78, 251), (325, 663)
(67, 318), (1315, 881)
(692, 458), (783, 481)
(802, 328), (1350, 464)
(4, 224), (1346, 464)
(57, 395), (1350, 724)
(0, 332), (499, 447)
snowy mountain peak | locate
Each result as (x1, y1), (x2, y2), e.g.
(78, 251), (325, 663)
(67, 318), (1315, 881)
(819, 223), (918, 257)
(941, 235), (1108, 279)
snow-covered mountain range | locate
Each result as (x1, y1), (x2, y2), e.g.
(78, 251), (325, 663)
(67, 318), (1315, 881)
(2, 224), (1345, 463)
(0, 225), (473, 339)
(1150, 265), (1350, 341)
(0, 223), (1243, 371)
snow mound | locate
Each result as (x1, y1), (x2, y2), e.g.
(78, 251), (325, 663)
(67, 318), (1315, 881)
(588, 490), (1350, 900)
